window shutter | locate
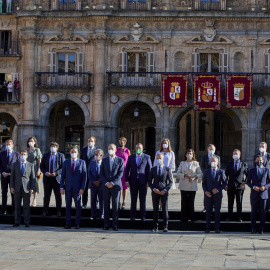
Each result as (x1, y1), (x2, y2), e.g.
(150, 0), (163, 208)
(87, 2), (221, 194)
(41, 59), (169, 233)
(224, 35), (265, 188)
(48, 52), (57, 72)
(191, 52), (199, 72)
(265, 53), (270, 85)
(147, 52), (154, 72)
(219, 53), (228, 72)
(76, 52), (84, 73)
(119, 52), (127, 72)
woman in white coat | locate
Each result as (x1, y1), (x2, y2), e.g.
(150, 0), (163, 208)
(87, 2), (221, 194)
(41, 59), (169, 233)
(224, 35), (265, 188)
(177, 149), (202, 222)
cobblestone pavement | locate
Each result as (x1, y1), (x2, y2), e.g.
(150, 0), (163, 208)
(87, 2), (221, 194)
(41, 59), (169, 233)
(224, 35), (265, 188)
(0, 225), (270, 270)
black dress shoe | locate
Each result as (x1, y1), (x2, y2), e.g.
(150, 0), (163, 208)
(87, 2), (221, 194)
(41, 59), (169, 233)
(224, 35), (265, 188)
(13, 223), (20, 227)
(259, 230), (264, 234)
(75, 224), (80, 229)
(0, 210), (6, 215)
(215, 229), (220, 234)
(25, 223), (30, 228)
(113, 226), (118, 231)
(205, 229), (210, 233)
(57, 212), (61, 217)
(130, 217), (135, 221)
(41, 211), (48, 217)
(151, 228), (158, 232)
(64, 224), (71, 229)
(103, 227), (109, 230)
(141, 217), (146, 222)
(237, 218), (242, 222)
(90, 216), (97, 220)
(81, 205), (87, 209)
(163, 227), (168, 232)
(251, 229), (256, 234)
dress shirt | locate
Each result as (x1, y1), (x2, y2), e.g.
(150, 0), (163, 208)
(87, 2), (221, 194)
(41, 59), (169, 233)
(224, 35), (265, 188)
(106, 156), (115, 186)
(234, 160), (240, 171)
(96, 160), (102, 175)
(136, 154), (141, 166)
(2, 150), (13, 175)
(47, 152), (56, 174)
(71, 158), (78, 165)
(87, 147), (94, 158)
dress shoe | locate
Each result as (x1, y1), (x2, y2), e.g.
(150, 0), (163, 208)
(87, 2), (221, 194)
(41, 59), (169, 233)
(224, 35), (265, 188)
(31, 199), (37, 207)
(56, 212), (61, 217)
(81, 205), (87, 209)
(130, 217), (135, 221)
(215, 229), (220, 234)
(205, 229), (210, 233)
(225, 217), (231, 222)
(100, 216), (104, 220)
(12, 223), (20, 227)
(259, 230), (264, 234)
(151, 228), (158, 232)
(90, 216), (97, 220)
(251, 229), (256, 234)
(202, 207), (206, 213)
(75, 224), (80, 229)
(64, 224), (71, 229)
(163, 227), (168, 232)
(113, 226), (118, 231)
(103, 227), (109, 230)
(237, 218), (242, 222)
(0, 209), (6, 215)
(25, 223), (30, 228)
(41, 211), (48, 217)
(141, 217), (146, 222)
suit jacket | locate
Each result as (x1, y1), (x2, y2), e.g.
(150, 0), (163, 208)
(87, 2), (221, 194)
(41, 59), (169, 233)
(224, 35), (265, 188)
(0, 150), (20, 174)
(246, 167), (270, 200)
(10, 161), (35, 193)
(80, 146), (96, 170)
(202, 168), (227, 199)
(60, 159), (87, 193)
(88, 160), (102, 189)
(225, 160), (249, 190)
(40, 151), (65, 184)
(148, 166), (173, 192)
(253, 152), (270, 168)
(100, 156), (124, 191)
(125, 153), (152, 185)
(200, 154), (220, 173)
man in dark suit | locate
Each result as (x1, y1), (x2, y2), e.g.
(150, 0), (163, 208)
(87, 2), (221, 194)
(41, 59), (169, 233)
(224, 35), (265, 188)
(10, 150), (35, 227)
(200, 144), (221, 212)
(89, 149), (104, 219)
(225, 149), (249, 222)
(148, 153), (173, 232)
(246, 155), (270, 234)
(40, 142), (65, 217)
(80, 136), (97, 208)
(125, 143), (152, 222)
(0, 139), (20, 214)
(100, 144), (124, 231)
(60, 147), (86, 229)
(202, 156), (227, 233)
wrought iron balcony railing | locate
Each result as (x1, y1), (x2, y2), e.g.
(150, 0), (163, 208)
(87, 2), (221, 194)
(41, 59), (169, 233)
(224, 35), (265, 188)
(36, 72), (92, 91)
(200, 1), (221, 11)
(0, 41), (21, 56)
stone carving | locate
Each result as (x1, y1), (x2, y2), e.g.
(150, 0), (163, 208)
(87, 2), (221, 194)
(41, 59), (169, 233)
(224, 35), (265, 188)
(258, 0), (268, 8)
(58, 22), (75, 41)
(171, 0), (192, 7)
(227, 0), (245, 7)
(131, 23), (143, 41)
(203, 19), (216, 42)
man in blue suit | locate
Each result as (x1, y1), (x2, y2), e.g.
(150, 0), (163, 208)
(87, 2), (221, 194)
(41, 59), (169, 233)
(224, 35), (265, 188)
(0, 139), (20, 214)
(40, 142), (65, 217)
(246, 155), (270, 234)
(100, 144), (124, 231)
(125, 143), (152, 221)
(60, 147), (86, 229)
(80, 136), (97, 208)
(89, 149), (104, 219)
(202, 156), (227, 233)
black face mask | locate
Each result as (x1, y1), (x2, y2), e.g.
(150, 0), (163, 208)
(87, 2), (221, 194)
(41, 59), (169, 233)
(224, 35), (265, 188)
(256, 161), (263, 167)
(119, 142), (124, 147)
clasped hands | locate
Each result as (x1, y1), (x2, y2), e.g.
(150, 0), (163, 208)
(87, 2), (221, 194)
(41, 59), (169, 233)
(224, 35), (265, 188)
(93, 181), (100, 187)
(254, 186), (265, 192)
(154, 189), (166, 195)
(184, 174), (196, 182)
(205, 188), (219, 197)
(106, 182), (114, 189)
(45, 172), (57, 177)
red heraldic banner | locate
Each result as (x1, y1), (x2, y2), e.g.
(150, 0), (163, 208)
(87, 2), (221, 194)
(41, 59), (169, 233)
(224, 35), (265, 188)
(226, 74), (253, 109)
(162, 74), (188, 108)
(193, 74), (221, 111)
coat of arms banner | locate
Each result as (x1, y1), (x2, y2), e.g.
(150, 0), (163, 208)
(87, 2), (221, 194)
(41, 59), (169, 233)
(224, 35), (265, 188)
(193, 74), (221, 111)
(225, 74), (253, 109)
(162, 74), (188, 108)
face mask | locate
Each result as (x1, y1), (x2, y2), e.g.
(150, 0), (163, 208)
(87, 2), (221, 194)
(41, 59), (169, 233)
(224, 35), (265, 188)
(208, 150), (214, 156)
(186, 154), (193, 160)
(6, 145), (12, 151)
(256, 161), (263, 167)
(108, 149), (115, 156)
(20, 155), (26, 162)
(136, 149), (142, 155)
(119, 142), (124, 147)
(233, 155), (239, 161)
(88, 142), (95, 148)
(94, 155), (100, 161)
(28, 142), (35, 147)
(162, 144), (168, 149)
(50, 147), (57, 153)
(259, 147), (265, 153)
(71, 153), (77, 159)
(211, 162), (216, 168)
(156, 159), (162, 165)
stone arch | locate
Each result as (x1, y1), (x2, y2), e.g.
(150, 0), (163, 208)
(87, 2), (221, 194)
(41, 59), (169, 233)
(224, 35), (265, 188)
(0, 110), (19, 124)
(256, 100), (270, 129)
(39, 94), (90, 126)
(110, 95), (161, 127)
(232, 50), (246, 72)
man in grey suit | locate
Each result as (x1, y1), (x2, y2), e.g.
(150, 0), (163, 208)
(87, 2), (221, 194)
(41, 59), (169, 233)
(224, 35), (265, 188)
(10, 150), (35, 227)
(100, 144), (124, 231)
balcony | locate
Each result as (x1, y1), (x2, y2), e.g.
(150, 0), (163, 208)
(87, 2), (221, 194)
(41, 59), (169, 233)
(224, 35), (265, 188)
(0, 86), (21, 103)
(0, 41), (21, 56)
(199, 1), (221, 11)
(0, 0), (20, 14)
(52, 0), (82, 11)
(36, 72), (92, 91)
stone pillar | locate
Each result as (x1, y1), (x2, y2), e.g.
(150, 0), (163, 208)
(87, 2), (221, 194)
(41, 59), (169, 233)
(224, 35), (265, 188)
(241, 127), (249, 162)
(161, 107), (170, 138)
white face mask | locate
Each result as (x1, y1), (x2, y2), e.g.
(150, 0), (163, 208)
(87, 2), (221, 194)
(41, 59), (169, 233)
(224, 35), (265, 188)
(6, 145), (12, 151)
(208, 150), (215, 156)
(211, 162), (217, 168)
(50, 147), (57, 153)
(94, 155), (100, 161)
(71, 153), (77, 159)
(162, 144), (168, 149)
(259, 147), (265, 153)
(233, 155), (239, 161)
(28, 142), (35, 147)
(156, 159), (162, 165)
(20, 155), (26, 162)
(186, 154), (193, 160)
(108, 149), (115, 156)
(88, 142), (95, 148)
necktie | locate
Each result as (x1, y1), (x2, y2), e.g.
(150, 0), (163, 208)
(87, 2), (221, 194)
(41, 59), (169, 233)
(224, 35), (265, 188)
(49, 155), (54, 173)
(21, 163), (25, 175)
(158, 166), (161, 176)
(97, 162), (100, 175)
(258, 168), (261, 180)
(72, 159), (75, 174)
(7, 152), (11, 163)
(137, 156), (140, 167)
(234, 162), (238, 174)
(110, 158), (113, 172)
(88, 149), (91, 160)
(212, 169), (216, 180)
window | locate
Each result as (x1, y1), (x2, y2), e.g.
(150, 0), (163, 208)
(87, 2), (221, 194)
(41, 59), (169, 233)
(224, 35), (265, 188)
(59, 0), (76, 3)
(0, 31), (11, 55)
(264, 52), (270, 86)
(58, 54), (75, 73)
(174, 52), (185, 72)
(200, 0), (221, 10)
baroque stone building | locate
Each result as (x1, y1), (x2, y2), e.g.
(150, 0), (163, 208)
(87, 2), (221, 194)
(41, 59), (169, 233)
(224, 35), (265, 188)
(0, 0), (270, 166)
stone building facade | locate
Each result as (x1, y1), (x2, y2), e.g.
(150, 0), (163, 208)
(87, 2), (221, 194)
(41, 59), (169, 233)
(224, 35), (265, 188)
(0, 0), (270, 166)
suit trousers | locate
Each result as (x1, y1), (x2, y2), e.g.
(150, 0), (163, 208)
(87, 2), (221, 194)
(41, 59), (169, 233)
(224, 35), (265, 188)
(91, 185), (104, 218)
(14, 186), (30, 224)
(205, 195), (222, 230)
(130, 180), (147, 219)
(43, 177), (62, 213)
(227, 186), (244, 217)
(180, 190), (196, 222)
(266, 189), (270, 210)
(65, 189), (81, 225)
(82, 176), (90, 206)
(1, 176), (14, 211)
(251, 196), (267, 231)
(152, 191), (169, 229)
(103, 186), (120, 228)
